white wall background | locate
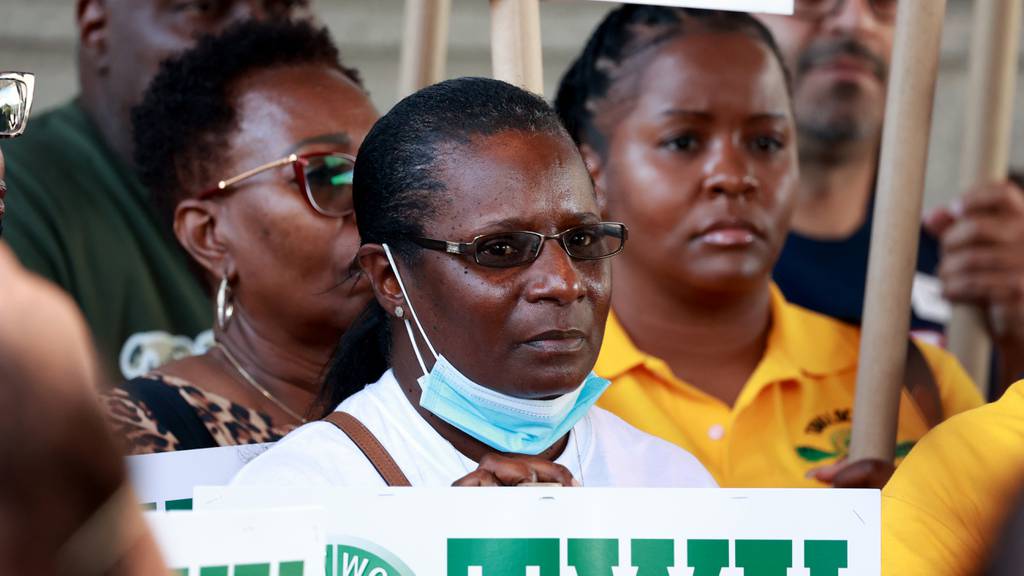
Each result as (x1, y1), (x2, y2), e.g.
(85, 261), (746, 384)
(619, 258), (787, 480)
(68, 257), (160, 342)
(1, 0), (1022, 209)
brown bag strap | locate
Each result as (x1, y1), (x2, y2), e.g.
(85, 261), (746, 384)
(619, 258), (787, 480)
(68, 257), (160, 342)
(322, 412), (412, 487)
(903, 338), (944, 429)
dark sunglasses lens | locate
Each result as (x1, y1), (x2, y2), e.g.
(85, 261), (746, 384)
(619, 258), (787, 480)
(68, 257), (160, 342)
(304, 155), (355, 216)
(475, 233), (543, 268)
(564, 223), (626, 259)
(0, 80), (28, 136)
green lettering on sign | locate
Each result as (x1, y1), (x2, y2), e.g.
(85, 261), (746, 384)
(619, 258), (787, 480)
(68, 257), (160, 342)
(166, 498), (194, 511)
(235, 563), (271, 576)
(199, 567), (228, 576)
(735, 540), (792, 576)
(568, 539), (617, 576)
(447, 539), (558, 576)
(279, 561), (304, 576)
(805, 540), (847, 576)
(335, 544), (408, 576)
(632, 539), (673, 576)
(688, 540), (729, 576)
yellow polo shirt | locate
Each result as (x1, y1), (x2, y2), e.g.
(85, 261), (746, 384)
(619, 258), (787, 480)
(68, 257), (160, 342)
(882, 381), (1024, 575)
(595, 285), (983, 487)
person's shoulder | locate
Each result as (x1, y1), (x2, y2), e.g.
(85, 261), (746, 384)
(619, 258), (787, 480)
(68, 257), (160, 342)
(780, 297), (862, 341)
(113, 372), (199, 404)
(774, 293), (863, 363)
(333, 370), (409, 427)
(3, 101), (123, 207)
(231, 420), (377, 487)
(4, 102), (98, 165)
(588, 407), (717, 487)
(912, 338), (984, 413)
(230, 370), (406, 487)
(881, 382), (1024, 575)
(919, 380), (1024, 452)
(885, 381), (1024, 501)
(914, 338), (967, 377)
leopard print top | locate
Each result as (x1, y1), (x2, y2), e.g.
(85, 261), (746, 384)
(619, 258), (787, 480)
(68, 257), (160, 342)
(103, 373), (295, 455)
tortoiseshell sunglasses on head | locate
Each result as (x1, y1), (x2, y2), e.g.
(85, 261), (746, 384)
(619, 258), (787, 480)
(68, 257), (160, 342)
(198, 151), (356, 217)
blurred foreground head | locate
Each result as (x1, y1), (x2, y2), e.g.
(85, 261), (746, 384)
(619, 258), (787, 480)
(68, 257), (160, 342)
(0, 245), (164, 575)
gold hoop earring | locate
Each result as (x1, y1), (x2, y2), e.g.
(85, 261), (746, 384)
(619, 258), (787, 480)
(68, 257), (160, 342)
(216, 275), (234, 331)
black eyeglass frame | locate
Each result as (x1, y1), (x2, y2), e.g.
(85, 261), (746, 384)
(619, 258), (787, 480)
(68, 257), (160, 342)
(410, 222), (629, 269)
(793, 0), (898, 22)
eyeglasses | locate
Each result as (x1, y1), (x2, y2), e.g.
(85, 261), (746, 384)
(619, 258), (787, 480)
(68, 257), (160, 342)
(411, 222), (629, 269)
(198, 151), (356, 217)
(0, 72), (35, 138)
(794, 0), (898, 23)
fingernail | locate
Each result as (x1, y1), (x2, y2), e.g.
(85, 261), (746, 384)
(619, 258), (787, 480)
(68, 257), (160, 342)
(951, 199), (964, 216)
(572, 478), (582, 487)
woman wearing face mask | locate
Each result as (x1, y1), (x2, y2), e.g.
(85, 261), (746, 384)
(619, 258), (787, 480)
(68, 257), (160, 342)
(103, 20), (378, 453)
(554, 7), (983, 488)
(233, 77), (716, 487)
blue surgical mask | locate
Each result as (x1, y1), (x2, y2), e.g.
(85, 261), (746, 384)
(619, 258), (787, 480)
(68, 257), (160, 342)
(382, 243), (610, 455)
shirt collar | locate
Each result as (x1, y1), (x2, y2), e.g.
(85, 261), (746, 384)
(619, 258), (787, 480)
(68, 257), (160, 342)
(761, 283), (860, 379)
(595, 283), (860, 389)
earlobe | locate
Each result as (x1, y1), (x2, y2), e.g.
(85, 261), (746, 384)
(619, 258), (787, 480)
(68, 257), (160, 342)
(579, 143), (609, 219)
(78, 0), (110, 73)
(174, 199), (232, 284)
(357, 245), (406, 316)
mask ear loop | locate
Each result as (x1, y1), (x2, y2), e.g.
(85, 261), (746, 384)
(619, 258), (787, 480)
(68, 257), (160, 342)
(382, 243), (438, 376)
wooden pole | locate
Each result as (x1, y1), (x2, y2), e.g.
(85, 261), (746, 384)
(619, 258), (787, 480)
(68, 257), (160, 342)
(850, 0), (947, 463)
(490, 0), (544, 94)
(398, 0), (451, 98)
(946, 0), (1022, 395)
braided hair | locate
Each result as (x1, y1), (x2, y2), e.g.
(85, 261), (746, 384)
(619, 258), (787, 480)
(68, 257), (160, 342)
(555, 6), (791, 154)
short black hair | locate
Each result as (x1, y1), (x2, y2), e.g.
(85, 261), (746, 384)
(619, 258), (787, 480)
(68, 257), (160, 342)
(353, 76), (569, 254)
(555, 6), (791, 154)
(318, 76), (574, 413)
(132, 19), (363, 232)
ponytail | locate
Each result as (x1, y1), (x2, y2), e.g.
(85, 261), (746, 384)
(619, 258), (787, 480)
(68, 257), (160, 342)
(316, 301), (391, 417)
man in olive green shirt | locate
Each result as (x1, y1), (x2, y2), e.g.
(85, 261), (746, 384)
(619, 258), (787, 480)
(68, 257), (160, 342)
(2, 0), (314, 379)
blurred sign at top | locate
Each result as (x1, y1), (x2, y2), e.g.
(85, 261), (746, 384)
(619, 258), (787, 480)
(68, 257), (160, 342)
(587, 0), (794, 15)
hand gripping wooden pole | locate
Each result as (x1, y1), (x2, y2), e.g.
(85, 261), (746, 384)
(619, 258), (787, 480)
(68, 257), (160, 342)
(850, 0), (947, 463)
(946, 0), (1022, 395)
(398, 0), (451, 98)
(490, 0), (544, 94)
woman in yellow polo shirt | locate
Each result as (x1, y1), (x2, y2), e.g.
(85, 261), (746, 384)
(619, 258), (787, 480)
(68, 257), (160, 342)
(554, 6), (983, 487)
(882, 380), (1024, 575)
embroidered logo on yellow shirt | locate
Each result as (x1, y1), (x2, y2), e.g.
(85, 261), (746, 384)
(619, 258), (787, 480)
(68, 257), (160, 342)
(796, 409), (915, 463)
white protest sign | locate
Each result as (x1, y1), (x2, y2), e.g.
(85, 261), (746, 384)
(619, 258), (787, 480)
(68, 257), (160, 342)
(128, 444), (271, 510)
(196, 487), (878, 575)
(586, 0), (794, 15)
(147, 506), (327, 576)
